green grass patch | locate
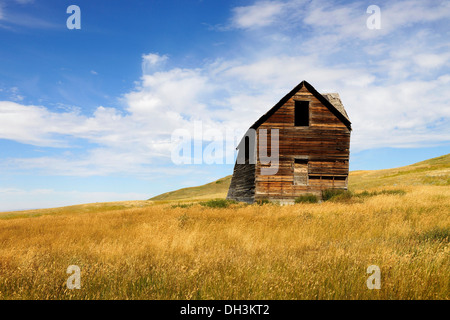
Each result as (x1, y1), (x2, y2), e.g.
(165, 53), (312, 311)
(322, 189), (348, 201)
(177, 213), (190, 228)
(171, 203), (194, 209)
(199, 199), (237, 208)
(294, 194), (319, 204)
(421, 176), (450, 186)
(418, 227), (450, 243)
(321, 188), (406, 203)
(355, 189), (406, 197)
(329, 191), (354, 202)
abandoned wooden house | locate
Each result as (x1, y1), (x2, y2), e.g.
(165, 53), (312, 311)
(226, 80), (351, 204)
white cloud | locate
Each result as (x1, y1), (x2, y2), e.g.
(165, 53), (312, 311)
(309, 0), (450, 36)
(142, 53), (168, 74)
(14, 0), (35, 4)
(8, 86), (24, 101)
(0, 101), (81, 146)
(228, 0), (450, 49)
(0, 0), (58, 29)
(231, 1), (287, 29)
(128, 67), (210, 118)
(381, 0), (450, 31)
(341, 77), (450, 151)
(413, 53), (450, 69)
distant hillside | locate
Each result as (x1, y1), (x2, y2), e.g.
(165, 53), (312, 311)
(150, 154), (450, 201)
(349, 153), (450, 190)
(149, 175), (232, 201)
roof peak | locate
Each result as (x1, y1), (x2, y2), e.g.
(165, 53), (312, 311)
(249, 80), (351, 130)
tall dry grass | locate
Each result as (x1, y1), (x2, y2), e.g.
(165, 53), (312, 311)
(0, 185), (448, 299)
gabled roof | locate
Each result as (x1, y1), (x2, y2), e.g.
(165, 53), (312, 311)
(249, 80), (351, 130)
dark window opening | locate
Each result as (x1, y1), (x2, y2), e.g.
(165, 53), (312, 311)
(244, 136), (250, 163)
(294, 159), (308, 165)
(295, 101), (309, 126)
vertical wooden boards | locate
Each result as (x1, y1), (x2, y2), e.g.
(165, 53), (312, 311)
(226, 146), (256, 203)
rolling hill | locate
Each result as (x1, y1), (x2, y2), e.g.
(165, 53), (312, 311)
(150, 153), (450, 201)
(149, 175), (232, 201)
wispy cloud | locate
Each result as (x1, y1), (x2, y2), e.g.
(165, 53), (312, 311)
(229, 0), (450, 36)
(142, 53), (169, 73)
(413, 53), (450, 69)
(0, 0), (59, 30)
(8, 86), (24, 101)
(2, 12), (59, 29)
(231, 1), (288, 29)
(14, 0), (35, 4)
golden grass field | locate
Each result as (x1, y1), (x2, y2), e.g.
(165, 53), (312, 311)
(0, 154), (449, 299)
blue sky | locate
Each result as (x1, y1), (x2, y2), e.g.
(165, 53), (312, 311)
(0, 0), (449, 211)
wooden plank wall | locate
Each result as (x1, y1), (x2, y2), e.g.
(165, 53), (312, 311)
(226, 160), (256, 203)
(255, 85), (350, 202)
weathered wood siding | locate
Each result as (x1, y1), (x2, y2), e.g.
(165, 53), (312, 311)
(226, 158), (256, 203)
(254, 85), (350, 202)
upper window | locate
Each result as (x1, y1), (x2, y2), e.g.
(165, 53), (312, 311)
(294, 101), (309, 126)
